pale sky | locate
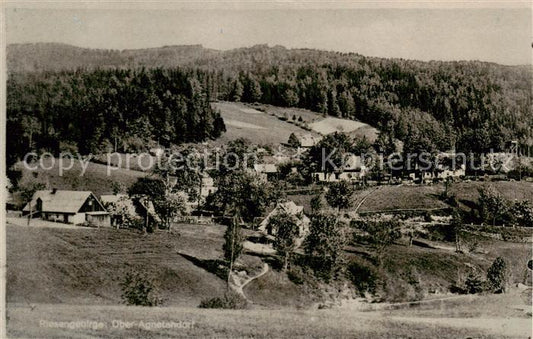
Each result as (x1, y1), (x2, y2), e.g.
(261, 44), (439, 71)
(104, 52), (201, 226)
(5, 5), (532, 65)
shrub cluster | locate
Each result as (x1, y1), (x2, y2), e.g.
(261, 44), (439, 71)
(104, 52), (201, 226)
(120, 271), (161, 306)
(346, 259), (382, 296)
(450, 257), (510, 295)
(198, 292), (248, 309)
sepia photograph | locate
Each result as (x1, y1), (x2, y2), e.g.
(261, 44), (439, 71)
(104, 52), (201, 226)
(2, 1), (532, 337)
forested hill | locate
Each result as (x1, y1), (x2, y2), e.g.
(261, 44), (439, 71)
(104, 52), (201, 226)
(7, 43), (533, 158)
(7, 43), (220, 72)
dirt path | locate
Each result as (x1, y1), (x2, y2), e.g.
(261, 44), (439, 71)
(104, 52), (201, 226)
(354, 186), (380, 213)
(230, 263), (269, 302)
(241, 263), (269, 290)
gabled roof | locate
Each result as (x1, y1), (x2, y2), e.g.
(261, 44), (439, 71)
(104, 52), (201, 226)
(276, 200), (305, 215)
(101, 194), (137, 216)
(258, 200), (309, 232)
(23, 190), (105, 214)
(100, 194), (128, 205)
(254, 163), (278, 173)
(344, 154), (366, 171)
(295, 133), (322, 147)
(101, 194), (161, 222)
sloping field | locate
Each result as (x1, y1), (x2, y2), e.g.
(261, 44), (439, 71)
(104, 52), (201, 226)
(347, 124), (380, 143)
(449, 181), (533, 203)
(286, 182), (533, 214)
(212, 102), (318, 145)
(13, 157), (146, 203)
(213, 101), (381, 145)
(6, 223), (228, 307)
(309, 117), (380, 143)
(354, 181), (533, 213)
(309, 117), (369, 134)
(7, 213), (531, 338)
(355, 185), (447, 212)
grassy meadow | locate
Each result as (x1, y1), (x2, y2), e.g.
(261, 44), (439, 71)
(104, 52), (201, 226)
(8, 302), (531, 338)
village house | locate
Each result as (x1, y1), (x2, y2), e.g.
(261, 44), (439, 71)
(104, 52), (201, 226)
(100, 194), (160, 229)
(289, 133), (322, 148)
(435, 164), (466, 180)
(407, 170), (434, 184)
(313, 154), (367, 183)
(484, 152), (519, 173)
(23, 189), (110, 227)
(434, 151), (467, 180)
(200, 173), (218, 198)
(258, 200), (311, 247)
(253, 163), (278, 181)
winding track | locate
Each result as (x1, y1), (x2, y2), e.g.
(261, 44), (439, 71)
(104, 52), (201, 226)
(229, 263), (269, 302)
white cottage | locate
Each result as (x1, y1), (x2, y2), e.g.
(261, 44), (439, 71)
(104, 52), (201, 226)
(23, 189), (110, 227)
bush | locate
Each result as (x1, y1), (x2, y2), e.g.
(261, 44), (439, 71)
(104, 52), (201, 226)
(449, 283), (468, 295)
(464, 272), (485, 294)
(382, 277), (423, 302)
(198, 292), (247, 309)
(487, 257), (509, 293)
(120, 271), (160, 306)
(59, 140), (79, 154)
(347, 260), (382, 296)
(287, 266), (306, 285)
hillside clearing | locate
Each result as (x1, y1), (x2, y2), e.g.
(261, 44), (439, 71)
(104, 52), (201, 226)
(309, 117), (369, 134)
(212, 101), (318, 146)
(14, 157), (146, 200)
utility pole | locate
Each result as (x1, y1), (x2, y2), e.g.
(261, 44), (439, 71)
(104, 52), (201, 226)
(27, 201), (32, 226)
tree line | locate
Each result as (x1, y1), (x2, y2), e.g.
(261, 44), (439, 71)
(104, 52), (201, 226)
(197, 46), (532, 155)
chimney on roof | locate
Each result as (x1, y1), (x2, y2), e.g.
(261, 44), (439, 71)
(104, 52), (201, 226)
(52, 188), (57, 194)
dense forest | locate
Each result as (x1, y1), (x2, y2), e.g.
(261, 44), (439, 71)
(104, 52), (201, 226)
(7, 43), (532, 169)
(7, 68), (225, 167)
(196, 46), (532, 156)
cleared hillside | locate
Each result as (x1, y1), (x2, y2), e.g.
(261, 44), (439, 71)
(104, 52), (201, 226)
(13, 157), (146, 204)
(355, 181), (533, 213)
(288, 181), (533, 214)
(309, 117), (379, 143)
(212, 102), (321, 146)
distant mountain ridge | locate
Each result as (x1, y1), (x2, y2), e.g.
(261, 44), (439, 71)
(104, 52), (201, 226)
(7, 43), (220, 72)
(9, 42), (529, 74)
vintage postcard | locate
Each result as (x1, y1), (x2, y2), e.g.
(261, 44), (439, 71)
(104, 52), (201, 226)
(2, 1), (532, 337)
